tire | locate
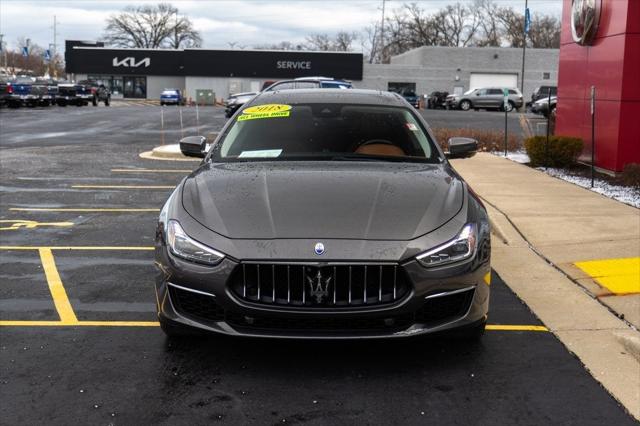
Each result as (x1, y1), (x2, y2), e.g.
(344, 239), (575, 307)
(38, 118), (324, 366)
(504, 101), (515, 113)
(104, 97), (110, 106)
(57, 100), (67, 107)
(92, 96), (98, 106)
(459, 100), (471, 111)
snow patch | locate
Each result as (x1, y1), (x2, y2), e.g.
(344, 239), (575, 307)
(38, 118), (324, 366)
(539, 167), (640, 209)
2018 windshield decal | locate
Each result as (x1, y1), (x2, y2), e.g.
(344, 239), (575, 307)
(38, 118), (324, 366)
(238, 104), (292, 121)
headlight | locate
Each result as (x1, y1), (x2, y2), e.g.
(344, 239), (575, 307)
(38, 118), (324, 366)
(416, 224), (477, 267)
(167, 220), (225, 266)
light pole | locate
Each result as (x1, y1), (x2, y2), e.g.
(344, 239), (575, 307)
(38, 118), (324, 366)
(520, 0), (529, 108)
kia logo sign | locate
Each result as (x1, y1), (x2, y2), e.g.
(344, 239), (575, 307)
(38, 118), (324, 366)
(571, 0), (602, 46)
(113, 57), (151, 68)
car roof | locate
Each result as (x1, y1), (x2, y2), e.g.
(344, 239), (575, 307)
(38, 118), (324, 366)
(248, 89), (407, 107)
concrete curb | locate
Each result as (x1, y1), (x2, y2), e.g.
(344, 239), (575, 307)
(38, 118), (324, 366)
(615, 331), (640, 363)
(486, 203), (640, 420)
(139, 144), (201, 162)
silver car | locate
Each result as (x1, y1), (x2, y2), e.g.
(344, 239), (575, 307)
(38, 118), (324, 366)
(446, 87), (524, 112)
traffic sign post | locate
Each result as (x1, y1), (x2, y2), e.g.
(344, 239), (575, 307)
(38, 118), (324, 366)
(503, 88), (509, 157)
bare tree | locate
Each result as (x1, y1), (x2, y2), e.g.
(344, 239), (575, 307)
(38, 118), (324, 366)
(496, 6), (525, 47)
(365, 1), (560, 61)
(472, 0), (502, 47)
(305, 34), (333, 51)
(103, 3), (201, 49)
(527, 14), (561, 48)
(333, 31), (358, 51)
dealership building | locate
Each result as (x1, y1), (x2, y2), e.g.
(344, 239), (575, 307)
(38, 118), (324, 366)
(65, 40), (558, 102)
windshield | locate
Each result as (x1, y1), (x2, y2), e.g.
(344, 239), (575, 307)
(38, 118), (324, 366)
(463, 89), (474, 95)
(212, 103), (441, 163)
(162, 90), (178, 96)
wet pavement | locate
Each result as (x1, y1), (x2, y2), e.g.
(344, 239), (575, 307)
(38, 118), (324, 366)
(0, 105), (636, 425)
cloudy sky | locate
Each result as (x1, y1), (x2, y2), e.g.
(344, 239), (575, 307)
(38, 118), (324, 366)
(0, 0), (563, 53)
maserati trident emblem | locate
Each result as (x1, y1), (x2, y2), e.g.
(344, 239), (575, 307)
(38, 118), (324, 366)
(314, 242), (325, 255)
(307, 270), (332, 303)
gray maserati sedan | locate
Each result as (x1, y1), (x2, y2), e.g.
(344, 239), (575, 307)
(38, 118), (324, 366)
(155, 89), (491, 339)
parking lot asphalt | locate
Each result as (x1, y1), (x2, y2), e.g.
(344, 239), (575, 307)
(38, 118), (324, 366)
(0, 105), (636, 425)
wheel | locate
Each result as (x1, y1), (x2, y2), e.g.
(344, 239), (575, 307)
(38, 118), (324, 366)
(504, 101), (515, 113)
(459, 100), (471, 111)
(104, 97), (110, 106)
(57, 100), (67, 107)
(92, 96), (98, 106)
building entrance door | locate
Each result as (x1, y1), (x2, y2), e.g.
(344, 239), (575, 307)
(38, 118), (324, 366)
(123, 77), (147, 98)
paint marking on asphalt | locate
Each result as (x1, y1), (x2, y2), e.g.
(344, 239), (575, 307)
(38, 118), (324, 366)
(38, 248), (78, 324)
(10, 208), (160, 213)
(0, 219), (74, 231)
(111, 168), (192, 173)
(0, 246), (154, 251)
(574, 257), (640, 295)
(485, 325), (548, 332)
(71, 185), (175, 189)
(0, 321), (549, 330)
(0, 321), (160, 327)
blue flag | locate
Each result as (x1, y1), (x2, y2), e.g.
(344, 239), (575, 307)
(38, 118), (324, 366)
(524, 8), (531, 34)
(22, 46), (29, 57)
(44, 50), (51, 61)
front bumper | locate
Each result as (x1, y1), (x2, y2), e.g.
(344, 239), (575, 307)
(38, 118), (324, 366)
(155, 246), (490, 339)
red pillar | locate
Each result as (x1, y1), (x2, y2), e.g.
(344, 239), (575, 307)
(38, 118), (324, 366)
(556, 0), (640, 172)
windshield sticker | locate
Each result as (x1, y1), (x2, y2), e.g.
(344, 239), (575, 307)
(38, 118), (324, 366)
(406, 123), (419, 131)
(238, 149), (283, 158)
(238, 104), (292, 121)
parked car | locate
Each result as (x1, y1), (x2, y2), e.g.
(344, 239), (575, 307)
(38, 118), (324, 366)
(0, 79), (10, 107)
(159, 89), (491, 340)
(73, 81), (95, 106)
(531, 96), (557, 118)
(77, 80), (111, 106)
(55, 83), (78, 106)
(531, 85), (557, 104)
(398, 89), (420, 108)
(264, 77), (352, 92)
(427, 91), (449, 109)
(224, 91), (257, 118)
(446, 87), (523, 112)
(36, 78), (59, 106)
(160, 89), (186, 106)
(6, 76), (43, 108)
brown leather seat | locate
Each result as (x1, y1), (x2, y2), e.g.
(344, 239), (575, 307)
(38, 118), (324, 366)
(355, 143), (405, 157)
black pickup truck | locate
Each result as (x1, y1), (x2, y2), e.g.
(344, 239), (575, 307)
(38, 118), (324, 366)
(77, 80), (111, 106)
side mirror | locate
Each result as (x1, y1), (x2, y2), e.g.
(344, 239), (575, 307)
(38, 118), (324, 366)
(446, 137), (478, 159)
(179, 135), (206, 158)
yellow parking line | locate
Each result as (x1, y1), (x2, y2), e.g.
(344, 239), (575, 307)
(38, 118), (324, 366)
(10, 208), (160, 212)
(0, 246), (154, 251)
(111, 169), (192, 173)
(0, 321), (160, 327)
(486, 325), (548, 332)
(38, 248), (78, 324)
(71, 185), (174, 189)
(0, 320), (549, 330)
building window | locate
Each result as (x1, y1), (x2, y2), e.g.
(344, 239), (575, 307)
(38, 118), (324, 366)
(388, 82), (416, 94)
(543, 72), (551, 80)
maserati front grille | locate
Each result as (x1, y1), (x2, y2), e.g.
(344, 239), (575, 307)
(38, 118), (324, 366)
(229, 263), (411, 308)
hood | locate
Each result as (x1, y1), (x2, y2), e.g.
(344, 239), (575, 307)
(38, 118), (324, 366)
(182, 162), (463, 240)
